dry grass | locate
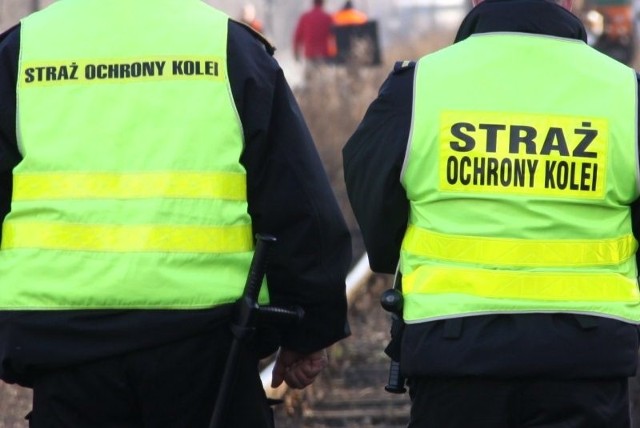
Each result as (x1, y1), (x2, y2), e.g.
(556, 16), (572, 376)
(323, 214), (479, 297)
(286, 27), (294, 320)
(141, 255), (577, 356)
(0, 382), (31, 427)
(294, 30), (457, 258)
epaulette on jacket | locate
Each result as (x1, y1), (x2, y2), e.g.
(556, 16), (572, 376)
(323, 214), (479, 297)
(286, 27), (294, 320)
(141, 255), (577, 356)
(393, 60), (416, 74)
(232, 18), (276, 56)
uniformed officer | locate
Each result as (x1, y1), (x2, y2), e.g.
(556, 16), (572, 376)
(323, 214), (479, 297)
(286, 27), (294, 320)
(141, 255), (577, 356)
(344, 0), (640, 426)
(0, 1), (351, 427)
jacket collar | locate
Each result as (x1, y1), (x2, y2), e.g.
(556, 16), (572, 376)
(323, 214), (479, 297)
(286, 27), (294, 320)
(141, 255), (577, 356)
(455, 0), (588, 43)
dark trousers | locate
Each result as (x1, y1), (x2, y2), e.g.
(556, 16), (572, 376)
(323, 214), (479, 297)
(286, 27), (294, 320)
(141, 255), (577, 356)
(408, 377), (630, 428)
(28, 328), (274, 428)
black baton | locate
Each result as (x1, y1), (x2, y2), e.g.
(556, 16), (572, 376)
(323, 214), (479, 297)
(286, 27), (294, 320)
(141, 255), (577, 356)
(208, 234), (303, 428)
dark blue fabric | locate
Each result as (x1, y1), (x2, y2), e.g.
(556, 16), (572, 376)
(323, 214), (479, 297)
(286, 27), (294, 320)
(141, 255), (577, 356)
(407, 376), (630, 428)
(455, 0), (588, 43)
(29, 327), (274, 428)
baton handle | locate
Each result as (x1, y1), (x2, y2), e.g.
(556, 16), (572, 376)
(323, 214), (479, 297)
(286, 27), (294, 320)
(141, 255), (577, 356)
(381, 275), (407, 395)
(385, 360), (407, 394)
(208, 234), (276, 428)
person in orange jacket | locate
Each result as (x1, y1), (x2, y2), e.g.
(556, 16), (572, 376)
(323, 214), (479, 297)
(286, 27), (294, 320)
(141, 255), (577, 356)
(333, 1), (368, 26)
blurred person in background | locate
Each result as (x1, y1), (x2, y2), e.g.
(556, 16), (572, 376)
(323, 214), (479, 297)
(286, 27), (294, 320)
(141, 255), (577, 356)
(0, 0), (352, 427)
(332, 0), (368, 26)
(293, 0), (336, 64)
(331, 0), (380, 66)
(344, 0), (640, 426)
(239, 2), (264, 34)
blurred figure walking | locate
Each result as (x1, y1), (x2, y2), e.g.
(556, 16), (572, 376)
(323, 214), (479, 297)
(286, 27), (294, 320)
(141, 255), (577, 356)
(332, 1), (368, 26)
(293, 0), (335, 64)
(331, 0), (380, 66)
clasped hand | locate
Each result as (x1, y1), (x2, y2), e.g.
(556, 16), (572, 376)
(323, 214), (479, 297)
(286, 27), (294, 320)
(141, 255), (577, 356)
(270, 348), (328, 389)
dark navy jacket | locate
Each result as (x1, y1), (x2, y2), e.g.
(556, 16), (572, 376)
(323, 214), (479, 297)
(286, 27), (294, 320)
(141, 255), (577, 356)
(0, 15), (351, 386)
(343, 0), (640, 379)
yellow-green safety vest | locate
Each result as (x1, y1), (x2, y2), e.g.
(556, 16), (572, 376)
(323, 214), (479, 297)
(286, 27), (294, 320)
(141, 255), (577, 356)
(0, 0), (267, 310)
(401, 33), (640, 324)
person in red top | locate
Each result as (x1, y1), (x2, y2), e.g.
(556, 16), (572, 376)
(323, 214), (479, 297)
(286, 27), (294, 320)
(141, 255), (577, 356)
(293, 0), (335, 63)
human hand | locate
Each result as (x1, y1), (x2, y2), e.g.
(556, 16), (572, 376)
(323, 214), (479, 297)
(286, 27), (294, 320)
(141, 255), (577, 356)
(271, 348), (328, 389)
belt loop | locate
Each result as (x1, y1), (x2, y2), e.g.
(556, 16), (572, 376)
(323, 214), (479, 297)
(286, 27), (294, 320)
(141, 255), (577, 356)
(574, 315), (599, 330)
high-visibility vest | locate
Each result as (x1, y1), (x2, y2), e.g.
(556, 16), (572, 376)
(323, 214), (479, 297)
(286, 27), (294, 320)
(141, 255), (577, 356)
(401, 33), (640, 324)
(0, 0), (267, 310)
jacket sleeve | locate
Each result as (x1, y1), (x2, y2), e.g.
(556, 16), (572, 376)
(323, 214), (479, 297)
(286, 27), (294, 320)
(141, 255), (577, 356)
(227, 22), (351, 353)
(0, 25), (21, 237)
(342, 62), (414, 274)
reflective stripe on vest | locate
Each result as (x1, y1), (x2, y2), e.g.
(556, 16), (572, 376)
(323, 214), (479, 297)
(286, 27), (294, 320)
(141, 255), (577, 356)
(401, 33), (640, 323)
(0, 0), (263, 310)
(12, 172), (247, 201)
(403, 224), (636, 267)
